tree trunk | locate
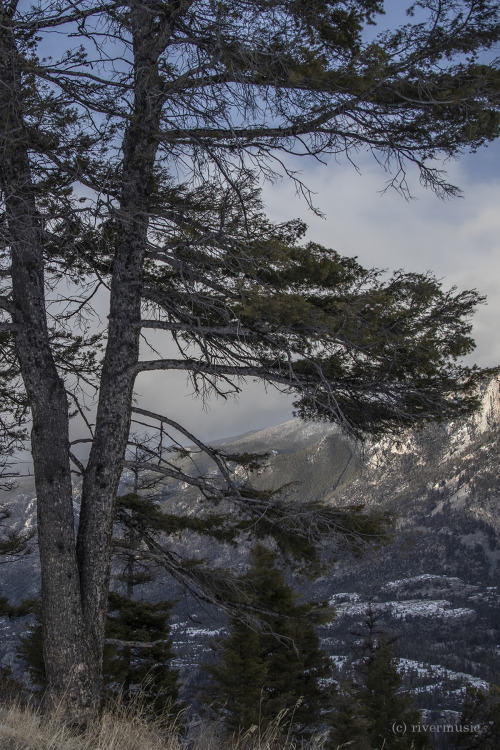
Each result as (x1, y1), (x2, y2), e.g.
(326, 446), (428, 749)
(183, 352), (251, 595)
(75, 0), (166, 712)
(1, 1), (165, 721)
(0, 10), (95, 721)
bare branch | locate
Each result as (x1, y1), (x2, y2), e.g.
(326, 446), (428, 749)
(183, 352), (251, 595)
(131, 405), (244, 493)
(69, 450), (86, 476)
(105, 637), (171, 649)
(135, 358), (292, 385)
(140, 319), (250, 337)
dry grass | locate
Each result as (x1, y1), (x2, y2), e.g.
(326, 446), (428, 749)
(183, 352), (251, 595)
(0, 697), (173, 750)
(0, 698), (329, 750)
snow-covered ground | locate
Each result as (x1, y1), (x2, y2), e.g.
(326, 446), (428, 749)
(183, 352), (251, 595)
(398, 659), (489, 692)
(382, 574), (461, 591)
(328, 597), (475, 622)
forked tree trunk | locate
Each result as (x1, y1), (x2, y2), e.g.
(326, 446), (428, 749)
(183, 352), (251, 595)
(1, 1), (168, 722)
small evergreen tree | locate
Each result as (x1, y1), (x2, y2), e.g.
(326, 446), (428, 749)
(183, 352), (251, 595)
(453, 684), (500, 749)
(209, 621), (267, 732)
(104, 592), (178, 712)
(18, 493), (180, 709)
(16, 603), (45, 690)
(0, 665), (24, 704)
(104, 485), (179, 711)
(208, 544), (331, 736)
(0, 591), (33, 702)
(329, 607), (432, 749)
(18, 593), (179, 710)
(329, 679), (372, 750)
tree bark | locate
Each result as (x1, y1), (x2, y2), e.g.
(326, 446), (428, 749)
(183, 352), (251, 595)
(0, 8), (94, 721)
(1, 0), (166, 719)
(76, 0), (166, 710)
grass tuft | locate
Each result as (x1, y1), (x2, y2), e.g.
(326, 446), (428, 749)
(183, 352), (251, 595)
(0, 696), (329, 750)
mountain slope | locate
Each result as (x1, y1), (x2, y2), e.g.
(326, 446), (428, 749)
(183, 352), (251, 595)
(0, 377), (499, 724)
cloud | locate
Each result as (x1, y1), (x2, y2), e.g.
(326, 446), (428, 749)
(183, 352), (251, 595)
(134, 371), (295, 444)
(64, 147), (500, 455)
(130, 148), (500, 444)
(262, 152), (500, 369)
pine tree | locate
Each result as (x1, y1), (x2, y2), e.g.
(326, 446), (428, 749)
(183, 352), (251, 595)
(18, 593), (179, 711)
(454, 684), (500, 749)
(209, 544), (331, 736)
(2, 0), (499, 719)
(208, 621), (267, 733)
(328, 680), (372, 750)
(103, 458), (179, 711)
(0, 664), (24, 704)
(18, 494), (180, 709)
(329, 607), (432, 749)
(17, 603), (45, 691)
(103, 592), (179, 713)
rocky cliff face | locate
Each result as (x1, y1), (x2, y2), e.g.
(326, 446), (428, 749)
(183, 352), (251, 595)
(1, 376), (499, 719)
(311, 375), (500, 725)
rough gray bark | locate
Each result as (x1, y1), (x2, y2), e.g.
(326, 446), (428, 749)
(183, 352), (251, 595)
(76, 2), (167, 705)
(0, 8), (94, 719)
(0, 1), (172, 718)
